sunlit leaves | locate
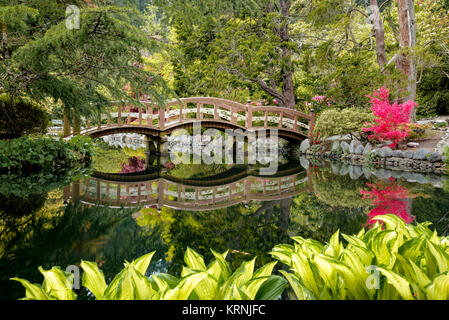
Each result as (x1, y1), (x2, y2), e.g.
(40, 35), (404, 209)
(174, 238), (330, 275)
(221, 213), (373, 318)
(12, 247), (286, 300)
(272, 214), (449, 300)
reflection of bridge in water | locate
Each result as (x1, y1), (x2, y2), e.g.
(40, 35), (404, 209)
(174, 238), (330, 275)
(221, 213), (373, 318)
(64, 168), (312, 211)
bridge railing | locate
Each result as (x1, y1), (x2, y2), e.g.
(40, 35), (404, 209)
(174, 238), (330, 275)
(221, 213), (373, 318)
(69, 97), (315, 137)
(65, 171), (310, 210)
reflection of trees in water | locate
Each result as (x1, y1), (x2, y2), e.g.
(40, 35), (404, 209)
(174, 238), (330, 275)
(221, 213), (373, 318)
(168, 163), (229, 179)
(137, 200), (294, 275)
(288, 193), (368, 243)
(0, 196), (148, 300)
(411, 186), (449, 236)
(0, 193), (47, 219)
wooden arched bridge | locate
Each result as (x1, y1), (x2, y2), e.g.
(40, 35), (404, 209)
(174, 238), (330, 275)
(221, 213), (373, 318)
(64, 168), (312, 211)
(65, 97), (315, 142)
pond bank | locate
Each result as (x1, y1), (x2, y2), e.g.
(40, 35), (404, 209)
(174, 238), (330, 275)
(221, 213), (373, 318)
(298, 138), (448, 176)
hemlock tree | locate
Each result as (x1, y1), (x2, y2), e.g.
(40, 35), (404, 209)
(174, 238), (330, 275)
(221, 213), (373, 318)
(155, 0), (303, 109)
(0, 0), (172, 136)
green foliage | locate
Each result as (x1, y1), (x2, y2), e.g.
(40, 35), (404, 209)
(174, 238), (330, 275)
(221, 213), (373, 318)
(0, 1), (173, 124)
(313, 170), (371, 208)
(272, 215), (449, 300)
(0, 94), (49, 138)
(0, 135), (93, 173)
(0, 167), (92, 198)
(416, 62), (449, 118)
(313, 108), (374, 139)
(92, 141), (130, 173)
(12, 247), (286, 300)
(288, 193), (368, 244)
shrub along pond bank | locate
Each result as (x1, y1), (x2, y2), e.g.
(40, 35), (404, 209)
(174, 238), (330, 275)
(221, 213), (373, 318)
(0, 135), (93, 175)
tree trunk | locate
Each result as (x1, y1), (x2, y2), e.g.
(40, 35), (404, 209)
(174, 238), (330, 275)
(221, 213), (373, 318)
(278, 0), (296, 109)
(63, 109), (71, 137)
(407, 0), (417, 121)
(369, 0), (388, 69)
(73, 114), (81, 135)
(397, 0), (417, 120)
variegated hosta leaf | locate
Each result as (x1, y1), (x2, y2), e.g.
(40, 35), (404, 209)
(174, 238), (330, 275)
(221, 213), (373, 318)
(38, 267), (77, 300)
(80, 260), (107, 299)
(184, 247), (207, 271)
(10, 278), (50, 300)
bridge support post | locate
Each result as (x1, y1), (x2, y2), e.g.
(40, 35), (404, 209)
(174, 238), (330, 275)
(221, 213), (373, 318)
(308, 110), (315, 137)
(72, 181), (80, 203)
(145, 136), (151, 170)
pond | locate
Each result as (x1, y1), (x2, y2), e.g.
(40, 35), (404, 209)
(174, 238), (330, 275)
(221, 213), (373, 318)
(1, 134), (449, 300)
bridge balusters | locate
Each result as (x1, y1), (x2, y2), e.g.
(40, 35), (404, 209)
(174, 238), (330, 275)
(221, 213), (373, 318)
(137, 183), (141, 202)
(158, 109), (165, 130)
(196, 103), (203, 120)
(106, 182), (110, 200)
(179, 103), (184, 122)
(117, 106), (122, 126)
(245, 179), (251, 203)
(308, 110), (315, 137)
(246, 106), (253, 129)
(213, 104), (218, 120)
(145, 182), (150, 202)
(125, 184), (130, 204)
(139, 107), (143, 125)
(126, 106), (132, 124)
(146, 105), (152, 127)
(264, 111), (268, 128)
(279, 112), (283, 128)
(96, 180), (101, 202)
(293, 115), (298, 131)
(157, 180), (164, 209)
(116, 184), (121, 206)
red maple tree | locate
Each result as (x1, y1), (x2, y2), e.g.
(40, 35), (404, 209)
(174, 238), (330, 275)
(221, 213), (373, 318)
(362, 87), (417, 148)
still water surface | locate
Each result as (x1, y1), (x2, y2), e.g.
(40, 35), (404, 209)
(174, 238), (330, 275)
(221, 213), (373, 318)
(1, 138), (448, 300)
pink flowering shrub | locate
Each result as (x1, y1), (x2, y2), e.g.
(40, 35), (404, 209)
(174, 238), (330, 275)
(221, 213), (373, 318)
(362, 87), (417, 148)
(302, 95), (332, 114)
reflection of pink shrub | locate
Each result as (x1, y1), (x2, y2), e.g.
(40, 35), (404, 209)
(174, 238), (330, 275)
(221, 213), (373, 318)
(119, 156), (145, 173)
(360, 178), (415, 226)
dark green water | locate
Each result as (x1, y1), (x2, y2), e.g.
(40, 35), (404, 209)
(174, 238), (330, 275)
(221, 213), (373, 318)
(1, 142), (449, 300)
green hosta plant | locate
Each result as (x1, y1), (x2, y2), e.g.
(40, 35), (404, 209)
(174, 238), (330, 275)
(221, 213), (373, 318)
(12, 247), (286, 300)
(271, 215), (449, 300)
